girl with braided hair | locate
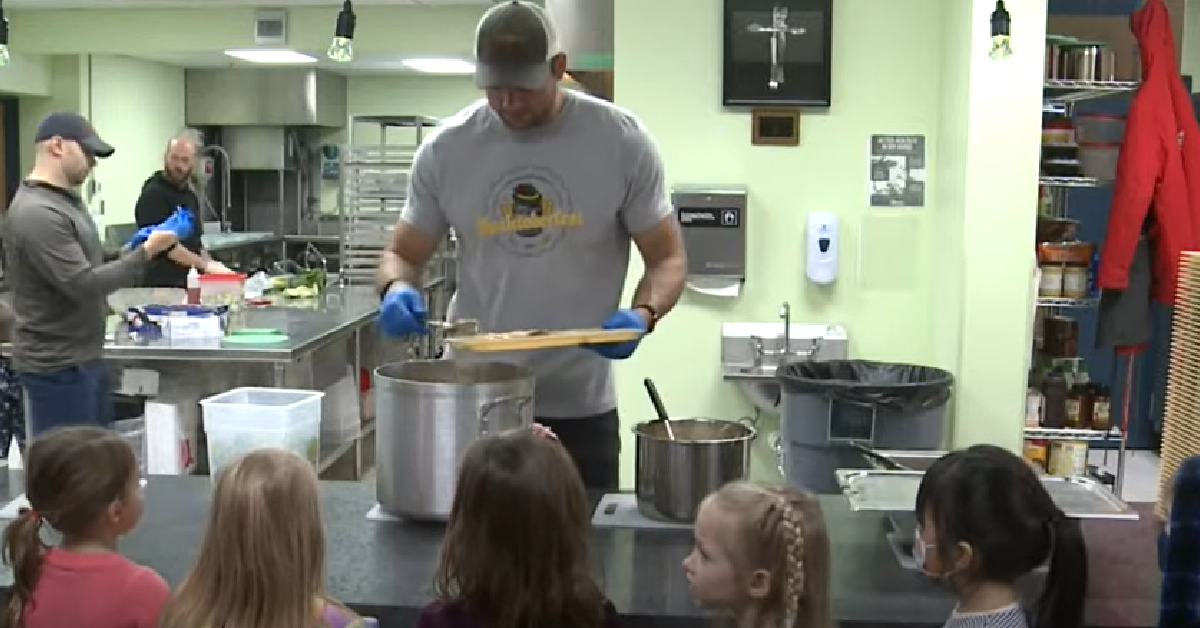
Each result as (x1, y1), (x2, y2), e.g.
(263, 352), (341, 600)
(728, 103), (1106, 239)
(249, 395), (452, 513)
(914, 445), (1087, 628)
(683, 481), (831, 628)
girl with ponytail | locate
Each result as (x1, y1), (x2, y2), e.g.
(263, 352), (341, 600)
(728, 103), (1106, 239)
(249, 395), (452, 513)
(914, 444), (1088, 628)
(1, 426), (166, 628)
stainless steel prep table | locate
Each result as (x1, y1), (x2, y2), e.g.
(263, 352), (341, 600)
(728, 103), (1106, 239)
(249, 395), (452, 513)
(4, 287), (391, 480)
(117, 287), (384, 480)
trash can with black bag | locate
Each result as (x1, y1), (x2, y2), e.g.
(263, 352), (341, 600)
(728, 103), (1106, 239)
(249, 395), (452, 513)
(777, 360), (954, 494)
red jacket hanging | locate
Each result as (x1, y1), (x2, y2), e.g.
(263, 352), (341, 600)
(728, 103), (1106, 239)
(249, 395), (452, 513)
(1098, 0), (1200, 305)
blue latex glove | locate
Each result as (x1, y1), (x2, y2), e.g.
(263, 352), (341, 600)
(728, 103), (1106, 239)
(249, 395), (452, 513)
(379, 284), (428, 337)
(160, 207), (195, 241)
(125, 226), (154, 249)
(587, 308), (648, 360)
(127, 208), (193, 249)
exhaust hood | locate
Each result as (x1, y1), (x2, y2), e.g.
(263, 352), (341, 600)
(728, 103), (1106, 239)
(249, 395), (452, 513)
(185, 68), (347, 127)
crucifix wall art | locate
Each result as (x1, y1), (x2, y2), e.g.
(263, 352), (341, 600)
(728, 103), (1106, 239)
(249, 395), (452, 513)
(722, 0), (833, 108)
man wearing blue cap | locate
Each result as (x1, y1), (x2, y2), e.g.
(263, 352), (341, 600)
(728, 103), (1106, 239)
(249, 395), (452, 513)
(375, 1), (686, 490)
(1, 112), (187, 436)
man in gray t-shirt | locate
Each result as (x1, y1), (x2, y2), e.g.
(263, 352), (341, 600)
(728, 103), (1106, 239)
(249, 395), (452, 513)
(376, 1), (686, 490)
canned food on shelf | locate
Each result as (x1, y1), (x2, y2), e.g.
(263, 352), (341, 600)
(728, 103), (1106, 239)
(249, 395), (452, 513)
(1048, 440), (1089, 477)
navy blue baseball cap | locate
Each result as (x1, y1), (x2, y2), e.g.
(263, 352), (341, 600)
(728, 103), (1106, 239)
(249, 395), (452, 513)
(34, 112), (114, 158)
(474, 1), (561, 90)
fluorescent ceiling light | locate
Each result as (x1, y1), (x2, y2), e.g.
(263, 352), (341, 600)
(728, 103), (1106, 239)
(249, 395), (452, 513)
(224, 49), (317, 64)
(401, 58), (475, 74)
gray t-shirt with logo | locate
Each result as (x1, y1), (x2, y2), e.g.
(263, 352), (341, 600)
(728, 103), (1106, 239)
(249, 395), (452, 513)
(401, 90), (671, 418)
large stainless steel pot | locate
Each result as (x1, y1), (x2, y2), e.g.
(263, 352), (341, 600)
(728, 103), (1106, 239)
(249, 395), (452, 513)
(633, 418), (756, 522)
(375, 360), (534, 520)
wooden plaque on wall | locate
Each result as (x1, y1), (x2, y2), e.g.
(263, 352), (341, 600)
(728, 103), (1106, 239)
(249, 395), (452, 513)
(751, 109), (800, 146)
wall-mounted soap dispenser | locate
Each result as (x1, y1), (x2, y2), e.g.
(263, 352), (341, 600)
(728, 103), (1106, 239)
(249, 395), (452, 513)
(807, 211), (838, 285)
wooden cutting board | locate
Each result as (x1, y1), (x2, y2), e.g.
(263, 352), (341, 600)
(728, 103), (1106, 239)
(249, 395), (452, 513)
(445, 328), (642, 352)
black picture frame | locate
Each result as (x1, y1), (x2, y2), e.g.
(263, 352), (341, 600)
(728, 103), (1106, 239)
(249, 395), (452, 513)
(722, 0), (833, 108)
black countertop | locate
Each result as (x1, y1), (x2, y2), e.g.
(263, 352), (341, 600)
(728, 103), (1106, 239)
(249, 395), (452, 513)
(0, 475), (1160, 628)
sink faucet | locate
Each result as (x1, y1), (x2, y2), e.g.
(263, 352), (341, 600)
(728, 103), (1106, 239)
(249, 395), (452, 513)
(747, 301), (795, 368)
(779, 301), (791, 358)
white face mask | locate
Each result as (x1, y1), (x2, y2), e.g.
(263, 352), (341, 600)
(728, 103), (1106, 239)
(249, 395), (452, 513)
(914, 527), (963, 582)
(913, 527), (946, 579)
(913, 528), (931, 568)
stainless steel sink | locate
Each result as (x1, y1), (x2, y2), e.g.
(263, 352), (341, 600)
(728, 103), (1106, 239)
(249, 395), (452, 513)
(870, 450), (947, 471)
(721, 364), (778, 382)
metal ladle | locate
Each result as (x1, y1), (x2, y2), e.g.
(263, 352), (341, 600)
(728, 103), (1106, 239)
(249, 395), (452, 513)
(642, 377), (676, 440)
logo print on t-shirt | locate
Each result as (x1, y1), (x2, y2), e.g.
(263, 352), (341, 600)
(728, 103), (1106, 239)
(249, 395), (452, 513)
(477, 167), (584, 257)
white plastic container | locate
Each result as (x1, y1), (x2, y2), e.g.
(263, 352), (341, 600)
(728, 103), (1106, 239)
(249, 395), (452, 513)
(1079, 142), (1120, 181)
(113, 417), (147, 481)
(199, 387), (324, 477)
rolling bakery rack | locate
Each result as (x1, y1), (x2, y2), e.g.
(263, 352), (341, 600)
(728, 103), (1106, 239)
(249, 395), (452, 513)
(1025, 78), (1138, 495)
(338, 115), (458, 359)
(1156, 252), (1200, 520)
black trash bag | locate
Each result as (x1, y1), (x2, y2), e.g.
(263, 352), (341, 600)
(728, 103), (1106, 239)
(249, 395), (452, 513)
(778, 359), (954, 414)
(112, 393), (147, 422)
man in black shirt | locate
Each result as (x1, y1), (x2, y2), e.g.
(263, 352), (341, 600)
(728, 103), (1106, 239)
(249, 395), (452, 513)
(134, 132), (227, 287)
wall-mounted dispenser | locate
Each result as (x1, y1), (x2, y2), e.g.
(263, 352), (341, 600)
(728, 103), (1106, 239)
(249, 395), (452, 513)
(672, 185), (747, 297)
(806, 211), (838, 285)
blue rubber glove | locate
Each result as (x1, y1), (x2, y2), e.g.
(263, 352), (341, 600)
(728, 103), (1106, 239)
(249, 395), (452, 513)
(160, 207), (195, 241)
(379, 284), (428, 337)
(588, 308), (648, 359)
(125, 226), (155, 249)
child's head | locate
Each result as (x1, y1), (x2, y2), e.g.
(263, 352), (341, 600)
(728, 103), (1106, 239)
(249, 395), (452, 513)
(683, 482), (831, 628)
(915, 445), (1087, 628)
(159, 448), (328, 628)
(435, 427), (605, 628)
(2, 426), (142, 628)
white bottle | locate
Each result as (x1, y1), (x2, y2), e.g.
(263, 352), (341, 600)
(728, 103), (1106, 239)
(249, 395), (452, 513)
(186, 268), (201, 305)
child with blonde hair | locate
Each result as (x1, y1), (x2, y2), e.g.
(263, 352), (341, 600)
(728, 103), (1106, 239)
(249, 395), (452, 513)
(418, 426), (619, 628)
(158, 449), (374, 628)
(683, 481), (832, 628)
(1, 426), (166, 628)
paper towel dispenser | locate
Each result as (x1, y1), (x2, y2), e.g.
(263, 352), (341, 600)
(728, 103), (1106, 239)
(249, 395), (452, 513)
(672, 186), (747, 295)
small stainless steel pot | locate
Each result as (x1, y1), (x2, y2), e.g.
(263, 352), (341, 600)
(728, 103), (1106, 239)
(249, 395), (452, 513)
(633, 418), (756, 522)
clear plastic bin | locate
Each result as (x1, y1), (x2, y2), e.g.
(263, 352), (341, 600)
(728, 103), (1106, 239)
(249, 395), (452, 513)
(198, 273), (246, 308)
(199, 387), (324, 477)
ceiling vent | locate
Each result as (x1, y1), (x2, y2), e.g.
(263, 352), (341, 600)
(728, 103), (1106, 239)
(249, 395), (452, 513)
(254, 8), (288, 46)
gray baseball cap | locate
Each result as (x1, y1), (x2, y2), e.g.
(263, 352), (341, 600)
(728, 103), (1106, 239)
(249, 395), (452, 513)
(474, 1), (561, 90)
(34, 112), (114, 158)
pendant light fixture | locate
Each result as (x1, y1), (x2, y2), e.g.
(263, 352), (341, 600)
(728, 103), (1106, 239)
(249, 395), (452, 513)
(327, 0), (356, 63)
(0, 1), (11, 68)
(989, 1), (1012, 61)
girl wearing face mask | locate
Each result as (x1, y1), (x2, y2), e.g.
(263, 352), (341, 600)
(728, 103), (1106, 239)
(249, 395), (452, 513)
(682, 482), (832, 628)
(914, 445), (1088, 628)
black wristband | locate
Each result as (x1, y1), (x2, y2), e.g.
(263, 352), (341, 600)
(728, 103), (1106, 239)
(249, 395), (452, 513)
(379, 279), (407, 300)
(153, 242), (178, 260)
(634, 304), (659, 334)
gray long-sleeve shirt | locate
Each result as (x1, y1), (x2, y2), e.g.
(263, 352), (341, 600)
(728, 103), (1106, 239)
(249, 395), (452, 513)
(2, 181), (146, 372)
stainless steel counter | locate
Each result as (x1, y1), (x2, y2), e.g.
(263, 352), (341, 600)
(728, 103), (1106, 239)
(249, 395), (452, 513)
(202, 231), (279, 252)
(109, 286), (384, 481)
(106, 287), (379, 363)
